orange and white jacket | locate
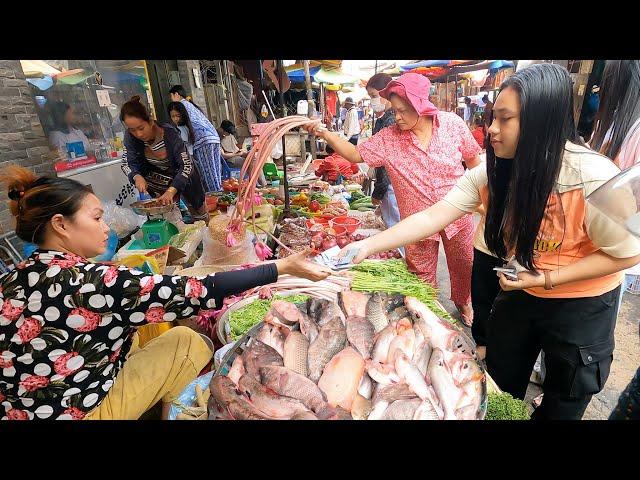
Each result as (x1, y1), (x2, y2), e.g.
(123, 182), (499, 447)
(444, 141), (640, 298)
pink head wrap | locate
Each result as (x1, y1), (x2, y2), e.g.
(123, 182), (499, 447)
(379, 72), (439, 117)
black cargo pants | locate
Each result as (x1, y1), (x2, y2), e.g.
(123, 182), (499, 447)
(471, 249), (503, 347)
(486, 286), (620, 420)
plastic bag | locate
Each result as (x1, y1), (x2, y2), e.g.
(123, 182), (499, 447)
(270, 140), (283, 160)
(103, 202), (146, 238)
(168, 371), (214, 420)
(199, 215), (259, 266)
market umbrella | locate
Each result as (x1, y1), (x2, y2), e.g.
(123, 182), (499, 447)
(20, 60), (60, 77)
(401, 60), (450, 70)
(313, 67), (358, 86)
(286, 65), (321, 82)
(55, 70), (95, 85)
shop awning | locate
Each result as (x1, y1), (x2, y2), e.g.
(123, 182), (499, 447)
(286, 65), (321, 82)
(20, 60), (60, 78)
(26, 76), (54, 91)
(55, 70), (95, 85)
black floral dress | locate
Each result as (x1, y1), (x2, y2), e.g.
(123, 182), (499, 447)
(0, 250), (277, 420)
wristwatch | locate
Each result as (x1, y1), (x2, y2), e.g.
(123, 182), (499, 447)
(544, 270), (554, 290)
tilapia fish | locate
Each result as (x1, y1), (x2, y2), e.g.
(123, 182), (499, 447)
(269, 300), (306, 326)
(291, 411), (319, 420)
(346, 315), (375, 359)
(299, 312), (319, 344)
(316, 404), (353, 420)
(307, 316), (347, 383)
(427, 348), (464, 420)
(318, 347), (365, 411)
(210, 375), (274, 420)
(307, 298), (344, 326)
(241, 339), (283, 379)
(443, 350), (484, 387)
(380, 398), (423, 420)
(283, 331), (309, 377)
(365, 293), (390, 333)
(238, 374), (310, 419)
(413, 399), (442, 420)
(259, 365), (326, 413)
(256, 323), (286, 357)
(338, 290), (370, 319)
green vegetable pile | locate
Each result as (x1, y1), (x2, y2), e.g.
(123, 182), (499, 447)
(311, 193), (331, 205)
(486, 392), (531, 420)
(350, 259), (451, 320)
(349, 191), (375, 211)
(228, 295), (309, 340)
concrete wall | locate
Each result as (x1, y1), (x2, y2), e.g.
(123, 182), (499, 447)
(177, 60), (207, 114)
(0, 60), (54, 234)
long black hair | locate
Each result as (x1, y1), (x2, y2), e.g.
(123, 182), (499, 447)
(167, 101), (195, 145)
(484, 63), (583, 271)
(590, 60), (640, 162)
(169, 84), (204, 113)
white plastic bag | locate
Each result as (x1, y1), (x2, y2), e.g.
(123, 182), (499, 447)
(270, 140), (283, 160)
(103, 202), (146, 238)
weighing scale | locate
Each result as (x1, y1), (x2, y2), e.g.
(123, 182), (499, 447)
(130, 200), (179, 249)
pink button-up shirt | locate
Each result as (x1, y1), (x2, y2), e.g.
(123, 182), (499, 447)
(357, 111), (481, 241)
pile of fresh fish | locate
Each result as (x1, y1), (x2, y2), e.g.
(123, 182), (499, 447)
(209, 292), (485, 420)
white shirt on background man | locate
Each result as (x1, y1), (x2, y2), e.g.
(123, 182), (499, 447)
(343, 107), (361, 138)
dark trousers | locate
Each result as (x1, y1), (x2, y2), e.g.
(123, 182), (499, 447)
(348, 135), (359, 146)
(471, 249), (503, 347)
(486, 286), (620, 420)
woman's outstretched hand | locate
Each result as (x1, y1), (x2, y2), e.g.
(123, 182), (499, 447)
(275, 248), (332, 281)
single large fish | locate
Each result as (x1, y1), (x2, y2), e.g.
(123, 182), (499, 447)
(346, 315), (375, 359)
(269, 300), (306, 326)
(259, 365), (326, 413)
(380, 398), (423, 420)
(365, 293), (390, 333)
(371, 322), (397, 364)
(338, 290), (370, 319)
(256, 323), (286, 357)
(317, 347), (365, 411)
(427, 348), (464, 420)
(394, 351), (437, 404)
(210, 375), (275, 420)
(283, 331), (309, 377)
(241, 339), (283, 379)
(455, 377), (483, 420)
(405, 297), (462, 353)
(238, 374), (311, 419)
(443, 350), (484, 388)
(307, 316), (347, 383)
(307, 298), (344, 326)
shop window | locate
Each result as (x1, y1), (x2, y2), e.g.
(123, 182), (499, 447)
(20, 60), (155, 163)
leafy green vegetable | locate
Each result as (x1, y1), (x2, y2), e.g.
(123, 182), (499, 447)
(486, 392), (531, 420)
(350, 259), (451, 321)
(228, 295), (309, 340)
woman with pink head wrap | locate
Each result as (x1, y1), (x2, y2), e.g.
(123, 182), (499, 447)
(305, 72), (482, 326)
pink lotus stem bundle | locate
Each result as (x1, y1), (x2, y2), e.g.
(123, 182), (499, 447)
(226, 115), (320, 245)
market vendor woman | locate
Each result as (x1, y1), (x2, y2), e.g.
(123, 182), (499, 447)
(0, 166), (331, 420)
(120, 96), (207, 221)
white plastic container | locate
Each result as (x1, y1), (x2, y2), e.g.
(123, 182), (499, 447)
(297, 99), (309, 115)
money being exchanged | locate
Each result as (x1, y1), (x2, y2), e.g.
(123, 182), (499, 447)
(313, 246), (360, 271)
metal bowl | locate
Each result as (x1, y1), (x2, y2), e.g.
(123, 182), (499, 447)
(130, 199), (175, 216)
